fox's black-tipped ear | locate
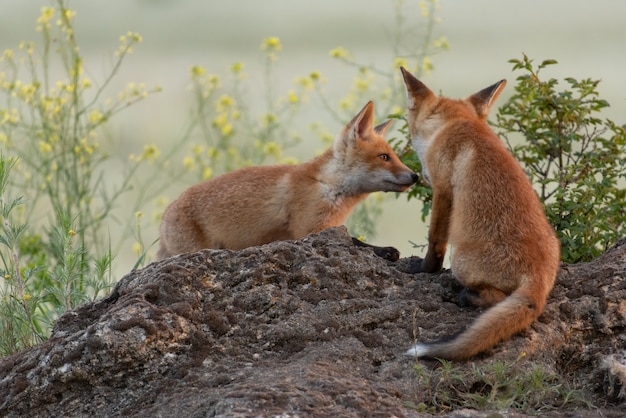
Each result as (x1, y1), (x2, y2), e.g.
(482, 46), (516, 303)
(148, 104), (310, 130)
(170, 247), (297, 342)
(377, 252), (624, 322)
(373, 119), (394, 137)
(335, 101), (375, 153)
(468, 79), (507, 119)
(400, 67), (435, 110)
(348, 101), (375, 139)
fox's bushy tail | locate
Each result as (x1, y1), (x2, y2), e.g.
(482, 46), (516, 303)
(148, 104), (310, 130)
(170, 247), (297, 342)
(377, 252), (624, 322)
(406, 287), (546, 361)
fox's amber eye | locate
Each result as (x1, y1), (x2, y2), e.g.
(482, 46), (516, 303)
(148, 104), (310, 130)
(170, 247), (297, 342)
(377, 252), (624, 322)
(378, 153), (390, 161)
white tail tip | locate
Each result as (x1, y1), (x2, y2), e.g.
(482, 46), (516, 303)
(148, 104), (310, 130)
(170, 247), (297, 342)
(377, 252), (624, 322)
(405, 344), (429, 357)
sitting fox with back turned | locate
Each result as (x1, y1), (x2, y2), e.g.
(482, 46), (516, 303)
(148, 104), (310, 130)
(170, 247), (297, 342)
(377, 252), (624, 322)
(157, 101), (418, 261)
(400, 67), (560, 360)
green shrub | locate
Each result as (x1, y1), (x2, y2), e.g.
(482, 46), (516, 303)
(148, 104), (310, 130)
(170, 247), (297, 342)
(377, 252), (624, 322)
(493, 55), (626, 262)
(394, 54), (626, 263)
(0, 1), (159, 355)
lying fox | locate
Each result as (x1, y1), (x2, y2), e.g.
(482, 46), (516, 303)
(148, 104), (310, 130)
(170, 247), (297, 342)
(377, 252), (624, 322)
(157, 101), (418, 260)
(400, 67), (560, 360)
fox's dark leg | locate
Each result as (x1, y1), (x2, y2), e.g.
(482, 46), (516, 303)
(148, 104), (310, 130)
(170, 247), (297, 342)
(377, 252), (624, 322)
(351, 237), (400, 262)
(459, 286), (507, 309)
(409, 189), (451, 273)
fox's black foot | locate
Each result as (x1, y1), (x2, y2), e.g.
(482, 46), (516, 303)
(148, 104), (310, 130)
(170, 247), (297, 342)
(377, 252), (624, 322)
(351, 237), (400, 262)
(372, 245), (400, 262)
(408, 257), (425, 273)
(459, 286), (506, 309)
(459, 287), (479, 307)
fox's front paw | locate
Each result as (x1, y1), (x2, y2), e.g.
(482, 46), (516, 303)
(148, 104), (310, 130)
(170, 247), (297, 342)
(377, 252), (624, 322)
(372, 246), (400, 262)
(351, 237), (400, 261)
(408, 257), (426, 273)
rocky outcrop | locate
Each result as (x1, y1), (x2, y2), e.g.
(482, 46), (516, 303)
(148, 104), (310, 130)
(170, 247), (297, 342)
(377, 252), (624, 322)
(0, 227), (624, 417)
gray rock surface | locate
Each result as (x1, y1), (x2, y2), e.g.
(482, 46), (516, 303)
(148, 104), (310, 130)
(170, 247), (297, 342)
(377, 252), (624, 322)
(0, 227), (624, 417)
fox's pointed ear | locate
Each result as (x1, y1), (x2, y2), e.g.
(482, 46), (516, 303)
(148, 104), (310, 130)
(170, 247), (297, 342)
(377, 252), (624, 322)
(373, 119), (394, 137)
(400, 67), (434, 109)
(468, 79), (507, 119)
(347, 101), (375, 139)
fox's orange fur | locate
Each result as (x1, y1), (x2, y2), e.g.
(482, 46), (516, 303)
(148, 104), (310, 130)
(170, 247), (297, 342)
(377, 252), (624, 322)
(401, 67), (560, 360)
(157, 101), (418, 260)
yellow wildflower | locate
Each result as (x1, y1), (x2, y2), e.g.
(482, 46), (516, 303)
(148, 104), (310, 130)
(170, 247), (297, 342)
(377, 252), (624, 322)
(422, 57), (433, 73)
(220, 123), (233, 136)
(230, 62), (244, 74)
(142, 144), (161, 161)
(419, 0), (429, 17)
(216, 94), (234, 111)
(296, 76), (313, 90)
(39, 141), (52, 154)
(287, 90), (298, 104)
(433, 36), (450, 50)
(355, 76), (370, 92)
(213, 113), (228, 128)
(190, 65), (206, 77)
(192, 145), (204, 156)
(88, 109), (104, 125)
(183, 156), (195, 171)
(263, 141), (281, 158)
(338, 96), (355, 111)
(329, 47), (349, 59)
(127, 32), (142, 43)
(393, 57), (409, 70)
(39, 6), (55, 22)
(63, 9), (77, 21)
(260, 37), (282, 52)
(5, 109), (19, 125)
(2, 49), (13, 61)
(391, 105), (403, 116)
(132, 242), (143, 256)
(261, 113), (278, 128)
(281, 156), (299, 165)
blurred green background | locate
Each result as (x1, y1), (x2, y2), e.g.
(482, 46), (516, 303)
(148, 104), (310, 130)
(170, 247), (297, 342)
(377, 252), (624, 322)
(1, 0), (625, 277)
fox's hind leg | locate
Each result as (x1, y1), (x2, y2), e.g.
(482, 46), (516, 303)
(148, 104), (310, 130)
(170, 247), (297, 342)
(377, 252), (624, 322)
(459, 285), (507, 309)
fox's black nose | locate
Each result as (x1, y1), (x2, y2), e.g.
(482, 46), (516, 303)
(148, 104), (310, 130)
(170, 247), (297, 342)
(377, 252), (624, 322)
(411, 173), (419, 183)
